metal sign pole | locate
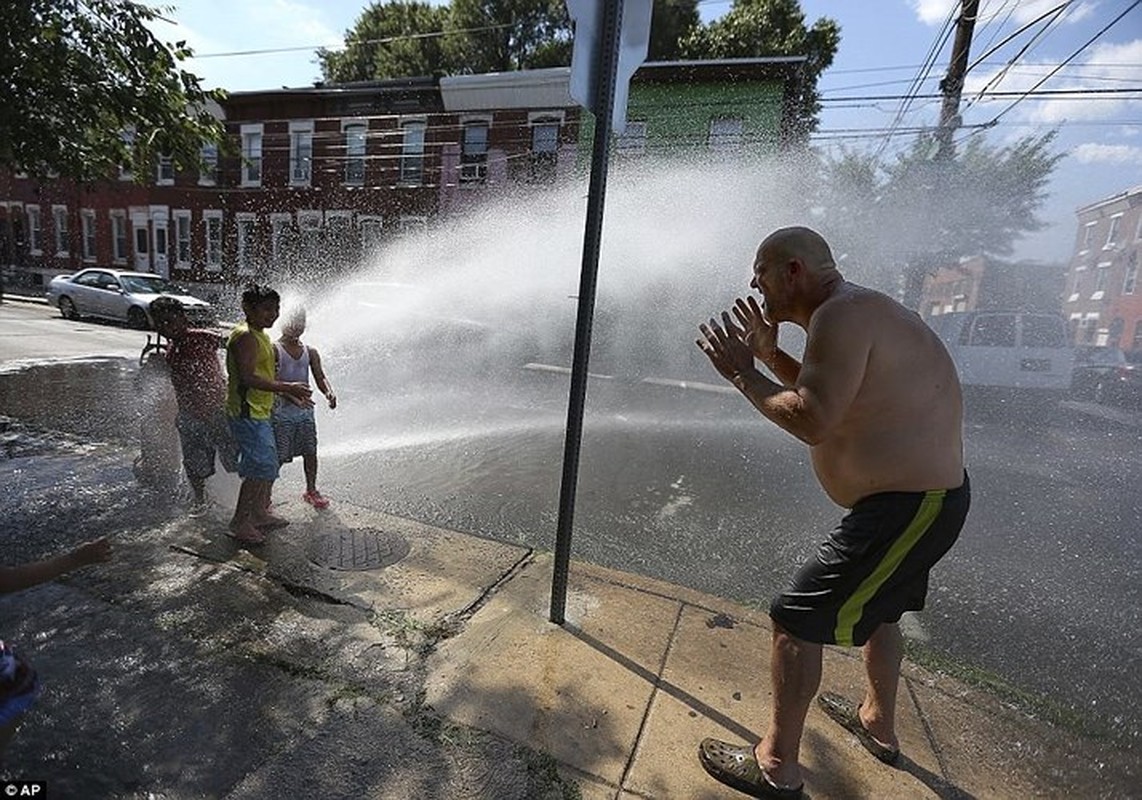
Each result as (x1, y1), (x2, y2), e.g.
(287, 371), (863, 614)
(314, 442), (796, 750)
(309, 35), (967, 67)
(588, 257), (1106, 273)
(550, 0), (624, 625)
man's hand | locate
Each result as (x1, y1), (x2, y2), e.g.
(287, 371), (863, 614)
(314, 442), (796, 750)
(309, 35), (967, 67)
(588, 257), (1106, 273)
(281, 382), (315, 408)
(326, 392), (337, 410)
(73, 538), (112, 567)
(696, 311), (756, 383)
(733, 296), (778, 366)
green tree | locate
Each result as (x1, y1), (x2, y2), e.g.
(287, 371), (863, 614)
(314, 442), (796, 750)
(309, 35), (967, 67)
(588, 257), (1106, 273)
(812, 132), (1064, 306)
(446, 0), (572, 73)
(648, 0), (700, 62)
(0, 0), (225, 183)
(319, 1), (457, 83)
(681, 0), (839, 135)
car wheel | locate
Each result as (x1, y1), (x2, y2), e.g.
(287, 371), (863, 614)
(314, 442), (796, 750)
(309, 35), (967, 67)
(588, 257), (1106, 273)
(127, 306), (150, 330)
(59, 296), (79, 320)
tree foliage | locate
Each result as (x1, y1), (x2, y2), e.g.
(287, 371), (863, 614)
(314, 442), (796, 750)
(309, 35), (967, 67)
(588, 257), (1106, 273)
(648, 0), (700, 62)
(680, 0), (839, 134)
(447, 0), (572, 73)
(810, 132), (1064, 304)
(0, 0), (226, 183)
(318, 2), (458, 83)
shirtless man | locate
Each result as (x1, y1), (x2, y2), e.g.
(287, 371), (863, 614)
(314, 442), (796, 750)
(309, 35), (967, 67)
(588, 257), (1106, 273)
(695, 226), (969, 799)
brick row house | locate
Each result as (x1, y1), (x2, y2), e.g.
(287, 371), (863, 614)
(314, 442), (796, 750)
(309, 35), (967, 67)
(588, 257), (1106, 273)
(1062, 185), (1142, 353)
(0, 59), (804, 299)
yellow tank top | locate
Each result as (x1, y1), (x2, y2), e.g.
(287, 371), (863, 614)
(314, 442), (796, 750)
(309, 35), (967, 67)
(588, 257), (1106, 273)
(225, 322), (275, 419)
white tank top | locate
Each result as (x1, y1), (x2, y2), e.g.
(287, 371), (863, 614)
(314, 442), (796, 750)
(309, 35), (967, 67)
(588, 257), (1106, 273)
(275, 342), (311, 385)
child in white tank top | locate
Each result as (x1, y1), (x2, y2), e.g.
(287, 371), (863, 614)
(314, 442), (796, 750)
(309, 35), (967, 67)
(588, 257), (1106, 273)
(271, 308), (337, 508)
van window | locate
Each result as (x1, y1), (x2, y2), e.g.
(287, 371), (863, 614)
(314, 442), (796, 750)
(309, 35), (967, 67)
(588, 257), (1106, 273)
(1022, 315), (1065, 347)
(967, 314), (1016, 347)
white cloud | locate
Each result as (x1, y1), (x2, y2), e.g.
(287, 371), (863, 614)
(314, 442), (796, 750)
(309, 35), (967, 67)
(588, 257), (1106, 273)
(961, 38), (1142, 124)
(911, 0), (1096, 26)
(1073, 143), (1142, 165)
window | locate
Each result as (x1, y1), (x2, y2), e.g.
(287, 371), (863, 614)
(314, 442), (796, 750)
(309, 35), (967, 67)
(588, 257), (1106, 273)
(1124, 252), (1138, 295)
(460, 121), (489, 184)
(529, 120), (559, 183)
(289, 120), (314, 186)
(297, 210), (322, 263)
(1092, 262), (1110, 299)
(400, 120), (426, 185)
(200, 142), (218, 186)
(1022, 315), (1065, 347)
(236, 213), (255, 274)
(1080, 314), (1099, 343)
(110, 211), (127, 263)
(80, 210), (96, 261)
(358, 215), (383, 249)
(1068, 270), (1082, 302)
(344, 122), (366, 185)
(174, 210), (192, 265)
(204, 210), (223, 269)
(241, 124), (263, 186)
(156, 155), (174, 185)
(1134, 321), (1142, 351)
(53, 205), (69, 256)
(270, 213), (292, 265)
(615, 120), (647, 156)
(968, 314), (1016, 347)
(26, 206), (41, 253)
(1105, 214), (1122, 249)
(708, 118), (744, 152)
(1081, 221), (1097, 251)
(398, 216), (427, 236)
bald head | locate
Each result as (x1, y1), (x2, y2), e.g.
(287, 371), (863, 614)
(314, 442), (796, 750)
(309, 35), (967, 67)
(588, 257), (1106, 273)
(758, 226), (837, 275)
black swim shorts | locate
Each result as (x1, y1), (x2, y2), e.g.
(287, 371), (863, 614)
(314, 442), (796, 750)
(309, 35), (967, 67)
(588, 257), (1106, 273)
(769, 472), (970, 647)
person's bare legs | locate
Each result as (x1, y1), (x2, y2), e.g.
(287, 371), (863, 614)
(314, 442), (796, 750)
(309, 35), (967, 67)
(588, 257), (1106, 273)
(859, 622), (903, 749)
(303, 453), (318, 495)
(755, 622), (822, 788)
(230, 478), (268, 541)
(251, 480), (288, 527)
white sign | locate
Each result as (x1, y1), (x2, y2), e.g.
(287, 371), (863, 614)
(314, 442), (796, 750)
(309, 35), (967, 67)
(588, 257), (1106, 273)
(567, 0), (652, 134)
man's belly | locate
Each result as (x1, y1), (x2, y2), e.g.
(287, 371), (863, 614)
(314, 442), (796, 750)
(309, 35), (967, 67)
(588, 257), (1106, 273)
(811, 441), (963, 508)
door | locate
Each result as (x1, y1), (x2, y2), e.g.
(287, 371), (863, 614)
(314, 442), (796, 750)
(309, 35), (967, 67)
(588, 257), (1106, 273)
(132, 214), (150, 272)
(151, 210), (169, 277)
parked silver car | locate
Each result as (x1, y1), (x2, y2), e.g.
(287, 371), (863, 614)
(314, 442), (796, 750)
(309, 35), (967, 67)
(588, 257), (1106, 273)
(46, 268), (214, 329)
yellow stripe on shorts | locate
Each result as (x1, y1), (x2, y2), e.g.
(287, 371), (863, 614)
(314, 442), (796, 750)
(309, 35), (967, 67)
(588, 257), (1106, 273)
(833, 489), (947, 647)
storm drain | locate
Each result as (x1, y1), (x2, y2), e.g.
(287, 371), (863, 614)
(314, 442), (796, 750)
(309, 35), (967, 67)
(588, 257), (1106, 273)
(307, 527), (410, 571)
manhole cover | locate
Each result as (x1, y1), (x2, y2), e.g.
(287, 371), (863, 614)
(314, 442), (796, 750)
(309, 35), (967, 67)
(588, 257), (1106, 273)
(307, 527), (410, 571)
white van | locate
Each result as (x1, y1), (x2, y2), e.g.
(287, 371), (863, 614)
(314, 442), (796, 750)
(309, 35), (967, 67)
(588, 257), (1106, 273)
(927, 310), (1074, 399)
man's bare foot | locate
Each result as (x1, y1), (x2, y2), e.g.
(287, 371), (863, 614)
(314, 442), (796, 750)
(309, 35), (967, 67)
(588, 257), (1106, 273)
(253, 513), (289, 530)
(227, 522), (266, 545)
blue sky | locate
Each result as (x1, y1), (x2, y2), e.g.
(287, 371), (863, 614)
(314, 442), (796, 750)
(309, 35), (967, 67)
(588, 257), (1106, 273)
(157, 0), (1141, 262)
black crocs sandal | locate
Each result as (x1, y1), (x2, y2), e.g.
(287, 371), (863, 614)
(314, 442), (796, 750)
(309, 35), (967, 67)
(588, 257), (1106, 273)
(817, 692), (901, 765)
(698, 738), (804, 799)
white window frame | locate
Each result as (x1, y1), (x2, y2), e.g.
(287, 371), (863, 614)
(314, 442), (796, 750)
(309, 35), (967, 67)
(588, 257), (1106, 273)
(1134, 215), (1142, 242)
(203, 210), (223, 271)
(326, 209), (352, 230)
(708, 117), (744, 152)
(528, 111), (563, 182)
(398, 215), (427, 236)
(616, 120), (647, 156)
(241, 123), (263, 187)
(156, 155), (174, 186)
(236, 212), (256, 275)
(110, 210), (127, 264)
(399, 117), (427, 186)
(297, 209), (323, 232)
(269, 212), (292, 265)
(289, 120), (314, 187)
(1123, 258), (1138, 296)
(1104, 214), (1122, 249)
(1091, 261), (1110, 300)
(173, 209), (192, 267)
(342, 119), (367, 186)
(80, 209), (97, 261)
(52, 205), (69, 257)
(26, 205), (42, 255)
(358, 215), (383, 249)
(199, 142), (218, 186)
(460, 114), (492, 186)
(1080, 221), (1097, 253)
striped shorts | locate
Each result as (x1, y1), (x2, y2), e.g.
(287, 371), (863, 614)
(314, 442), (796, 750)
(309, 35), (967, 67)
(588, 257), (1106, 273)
(272, 409), (318, 464)
(770, 472), (970, 647)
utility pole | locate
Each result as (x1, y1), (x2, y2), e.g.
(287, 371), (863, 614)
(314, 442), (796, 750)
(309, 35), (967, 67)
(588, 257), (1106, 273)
(935, 0), (980, 161)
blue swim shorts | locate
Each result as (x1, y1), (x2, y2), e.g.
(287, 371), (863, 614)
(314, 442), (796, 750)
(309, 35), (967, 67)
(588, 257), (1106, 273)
(228, 418), (280, 481)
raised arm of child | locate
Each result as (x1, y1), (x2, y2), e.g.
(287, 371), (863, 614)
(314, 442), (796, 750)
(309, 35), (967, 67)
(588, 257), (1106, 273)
(0, 538), (112, 595)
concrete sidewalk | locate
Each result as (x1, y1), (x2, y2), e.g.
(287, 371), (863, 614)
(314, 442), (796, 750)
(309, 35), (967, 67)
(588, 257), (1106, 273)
(0, 457), (1136, 799)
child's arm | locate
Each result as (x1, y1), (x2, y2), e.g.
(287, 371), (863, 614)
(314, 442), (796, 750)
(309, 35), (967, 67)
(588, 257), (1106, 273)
(0, 538), (112, 594)
(309, 348), (336, 409)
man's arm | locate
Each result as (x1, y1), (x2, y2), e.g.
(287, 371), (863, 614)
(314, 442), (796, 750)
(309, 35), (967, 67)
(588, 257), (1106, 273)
(0, 539), (111, 594)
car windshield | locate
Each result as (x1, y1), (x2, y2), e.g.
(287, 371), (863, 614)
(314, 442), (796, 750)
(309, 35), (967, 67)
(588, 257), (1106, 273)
(121, 275), (180, 294)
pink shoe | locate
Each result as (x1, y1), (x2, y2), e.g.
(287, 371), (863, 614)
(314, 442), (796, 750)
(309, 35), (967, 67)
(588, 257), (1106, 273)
(303, 491), (330, 509)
